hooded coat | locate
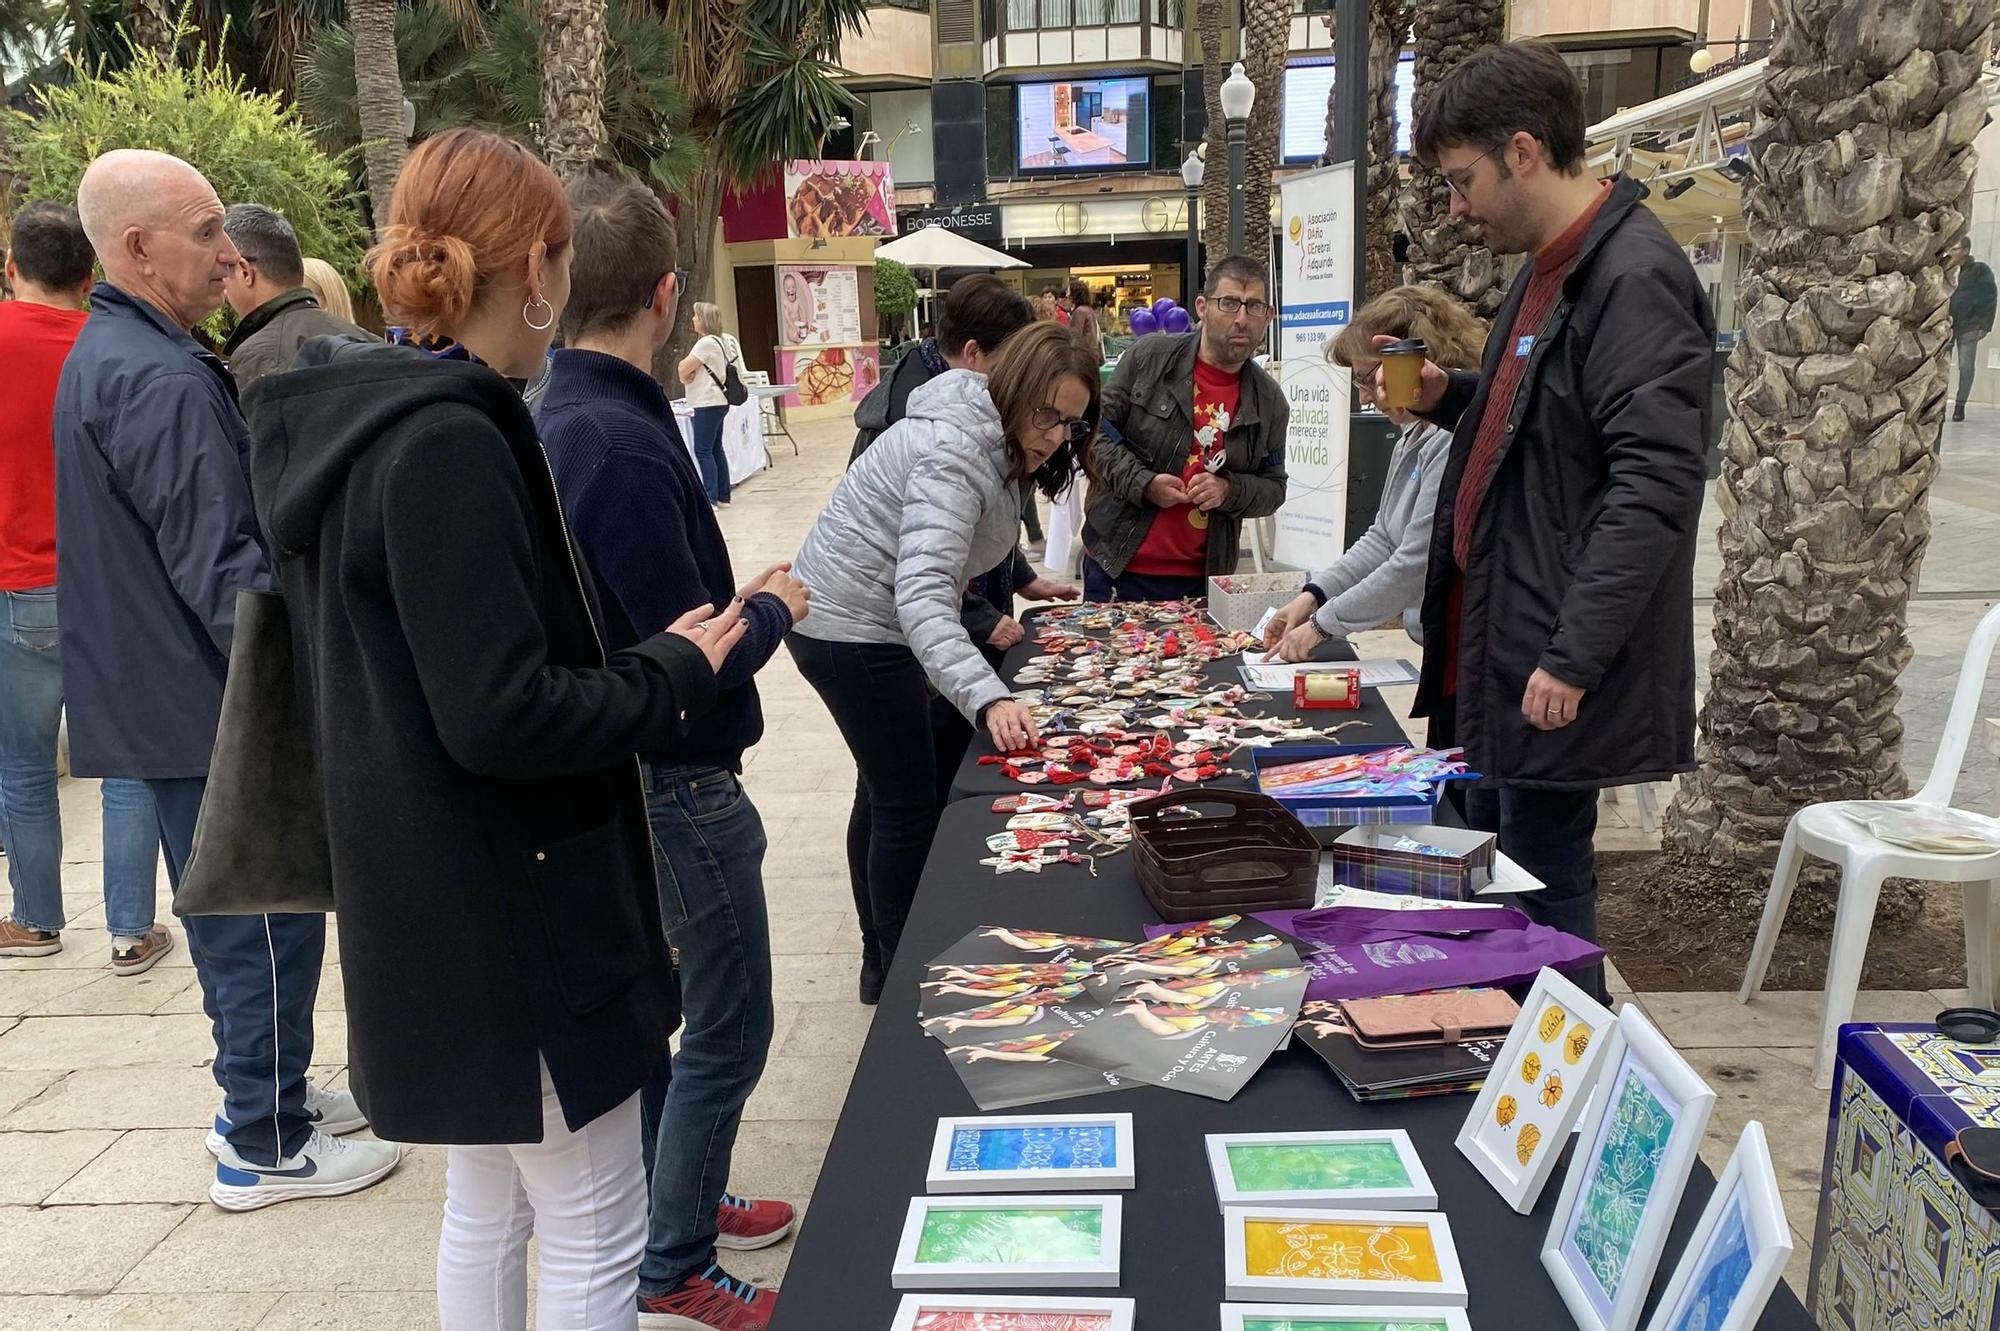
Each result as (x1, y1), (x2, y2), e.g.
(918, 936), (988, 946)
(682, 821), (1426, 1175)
(790, 369), (1021, 723)
(242, 340), (715, 1143)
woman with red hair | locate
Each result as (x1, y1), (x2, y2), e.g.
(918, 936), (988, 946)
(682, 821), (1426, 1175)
(241, 128), (740, 1330)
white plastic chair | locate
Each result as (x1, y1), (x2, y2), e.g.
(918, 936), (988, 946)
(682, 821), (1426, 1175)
(1738, 599), (2000, 1088)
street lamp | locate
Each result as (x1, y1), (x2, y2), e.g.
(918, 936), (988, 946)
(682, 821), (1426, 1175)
(1220, 61), (1256, 257)
(1180, 149), (1205, 306)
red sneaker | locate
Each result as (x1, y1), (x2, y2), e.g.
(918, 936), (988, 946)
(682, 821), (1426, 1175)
(714, 1191), (795, 1251)
(637, 1263), (776, 1331)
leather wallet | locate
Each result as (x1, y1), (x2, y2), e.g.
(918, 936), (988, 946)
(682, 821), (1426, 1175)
(1338, 988), (1522, 1050)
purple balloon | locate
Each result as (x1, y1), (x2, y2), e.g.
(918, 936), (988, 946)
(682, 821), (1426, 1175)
(1163, 306), (1192, 334)
(1152, 297), (1174, 317)
(1129, 307), (1159, 336)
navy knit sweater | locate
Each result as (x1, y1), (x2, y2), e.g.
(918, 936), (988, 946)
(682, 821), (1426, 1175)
(538, 348), (792, 771)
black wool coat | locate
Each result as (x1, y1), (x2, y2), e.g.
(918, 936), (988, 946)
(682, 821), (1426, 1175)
(243, 342), (716, 1144)
(1414, 173), (1714, 791)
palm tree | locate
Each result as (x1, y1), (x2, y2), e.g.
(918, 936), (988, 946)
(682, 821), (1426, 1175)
(1402, 0), (1502, 316)
(126, 0), (173, 57)
(538, 0), (606, 177)
(1319, 0), (1412, 301)
(1658, 0), (1990, 915)
(1195, 0), (1228, 266)
(350, 0), (407, 234)
(1233, 0), (1287, 272)
(656, 0), (866, 378)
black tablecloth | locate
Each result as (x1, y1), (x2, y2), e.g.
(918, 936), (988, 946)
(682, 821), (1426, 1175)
(946, 631), (1414, 801)
(768, 796), (1817, 1331)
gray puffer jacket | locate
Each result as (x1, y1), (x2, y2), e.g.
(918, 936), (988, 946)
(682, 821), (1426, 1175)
(791, 369), (1021, 722)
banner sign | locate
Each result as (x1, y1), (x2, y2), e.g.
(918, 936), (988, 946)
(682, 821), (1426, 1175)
(783, 160), (897, 239)
(1273, 162), (1355, 570)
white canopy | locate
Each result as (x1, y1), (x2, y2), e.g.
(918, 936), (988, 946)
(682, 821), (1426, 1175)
(874, 224), (1028, 272)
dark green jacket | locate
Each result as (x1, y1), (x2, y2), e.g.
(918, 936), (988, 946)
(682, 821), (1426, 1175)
(1082, 332), (1289, 577)
(1952, 260), (1996, 338)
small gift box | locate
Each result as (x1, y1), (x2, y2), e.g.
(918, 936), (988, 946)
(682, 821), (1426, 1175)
(1327, 824), (1496, 901)
(1293, 669), (1362, 709)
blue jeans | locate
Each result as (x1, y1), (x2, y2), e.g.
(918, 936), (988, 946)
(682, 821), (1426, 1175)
(0, 586), (159, 935)
(637, 764), (773, 1292)
(692, 406), (730, 504)
(148, 776), (325, 1165)
(1082, 555), (1207, 604)
(1462, 784), (1608, 1005)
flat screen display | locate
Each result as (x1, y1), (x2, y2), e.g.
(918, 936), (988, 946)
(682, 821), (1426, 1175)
(1282, 57), (1415, 162)
(1017, 78), (1152, 171)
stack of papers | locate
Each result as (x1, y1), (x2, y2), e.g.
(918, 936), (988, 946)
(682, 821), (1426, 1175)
(1847, 805), (2000, 855)
(1239, 658), (1422, 691)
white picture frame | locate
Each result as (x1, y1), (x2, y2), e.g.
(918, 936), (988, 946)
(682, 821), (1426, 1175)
(1222, 1205), (1467, 1306)
(1220, 1306), (1473, 1331)
(1457, 967), (1618, 1213)
(1206, 1129), (1437, 1211)
(891, 1293), (1136, 1330)
(925, 1112), (1136, 1193)
(1640, 1122), (1792, 1331)
(1541, 1005), (1717, 1331)
(891, 1194), (1123, 1290)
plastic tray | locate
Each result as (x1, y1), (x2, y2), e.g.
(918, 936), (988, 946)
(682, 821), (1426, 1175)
(1127, 789), (1317, 922)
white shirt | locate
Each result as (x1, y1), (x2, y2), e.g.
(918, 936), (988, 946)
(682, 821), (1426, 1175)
(685, 334), (729, 408)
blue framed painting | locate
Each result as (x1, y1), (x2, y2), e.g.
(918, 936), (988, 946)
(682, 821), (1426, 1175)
(1543, 1004), (1717, 1331)
(925, 1112), (1136, 1192)
(1644, 1123), (1792, 1331)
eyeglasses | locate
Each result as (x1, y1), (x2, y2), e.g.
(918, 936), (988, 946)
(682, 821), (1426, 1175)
(1030, 407), (1092, 443)
(1444, 145), (1505, 202)
(1209, 294), (1272, 319)
(645, 269), (683, 311)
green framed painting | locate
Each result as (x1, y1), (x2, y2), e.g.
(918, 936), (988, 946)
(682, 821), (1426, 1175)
(1207, 1130), (1437, 1210)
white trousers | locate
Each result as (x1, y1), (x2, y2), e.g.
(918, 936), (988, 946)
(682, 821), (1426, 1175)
(436, 1062), (645, 1331)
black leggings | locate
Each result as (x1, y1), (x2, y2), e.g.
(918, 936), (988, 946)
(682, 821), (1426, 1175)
(786, 633), (948, 973)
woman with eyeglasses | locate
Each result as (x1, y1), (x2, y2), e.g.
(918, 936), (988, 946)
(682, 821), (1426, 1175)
(788, 321), (1098, 999)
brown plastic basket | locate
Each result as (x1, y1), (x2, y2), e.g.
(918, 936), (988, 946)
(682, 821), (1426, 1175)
(1128, 789), (1318, 922)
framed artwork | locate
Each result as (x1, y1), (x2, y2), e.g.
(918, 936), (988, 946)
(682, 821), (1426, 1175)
(1457, 967), (1617, 1213)
(892, 1194), (1123, 1289)
(1222, 1206), (1467, 1306)
(1541, 1005), (1717, 1331)
(890, 1293), (1137, 1330)
(1206, 1130), (1436, 1210)
(1641, 1123), (1791, 1331)
(1218, 1306), (1473, 1331)
(925, 1112), (1136, 1193)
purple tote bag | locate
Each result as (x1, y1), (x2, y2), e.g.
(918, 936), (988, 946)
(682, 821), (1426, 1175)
(1253, 904), (1605, 1002)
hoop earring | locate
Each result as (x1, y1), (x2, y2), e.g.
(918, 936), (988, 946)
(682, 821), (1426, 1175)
(524, 297), (555, 331)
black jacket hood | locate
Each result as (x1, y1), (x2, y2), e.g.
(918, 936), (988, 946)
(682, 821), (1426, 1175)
(242, 337), (533, 559)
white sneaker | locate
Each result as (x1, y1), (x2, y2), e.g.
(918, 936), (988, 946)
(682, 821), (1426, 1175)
(206, 1082), (368, 1157)
(210, 1129), (401, 1211)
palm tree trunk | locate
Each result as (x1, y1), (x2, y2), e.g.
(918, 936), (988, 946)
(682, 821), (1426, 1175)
(1402, 0), (1503, 317)
(1196, 0), (1229, 269)
(127, 0), (175, 59)
(1365, 0), (1409, 301)
(657, 159), (724, 396)
(1660, 0), (1990, 899)
(539, 0), (608, 179)
(350, 0), (409, 236)
(1236, 0), (1288, 274)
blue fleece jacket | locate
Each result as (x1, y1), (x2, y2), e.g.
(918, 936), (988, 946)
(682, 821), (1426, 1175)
(538, 348), (791, 771)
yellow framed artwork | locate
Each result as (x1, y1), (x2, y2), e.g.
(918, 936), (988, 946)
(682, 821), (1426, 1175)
(1222, 1206), (1467, 1306)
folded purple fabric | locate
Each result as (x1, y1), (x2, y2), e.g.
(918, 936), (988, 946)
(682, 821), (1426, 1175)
(1255, 904), (1603, 1001)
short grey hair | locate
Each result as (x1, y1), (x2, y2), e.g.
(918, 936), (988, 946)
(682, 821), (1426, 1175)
(692, 301), (725, 336)
(222, 203), (304, 285)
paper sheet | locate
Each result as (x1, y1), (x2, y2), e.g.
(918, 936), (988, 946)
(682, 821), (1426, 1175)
(1239, 657), (1422, 691)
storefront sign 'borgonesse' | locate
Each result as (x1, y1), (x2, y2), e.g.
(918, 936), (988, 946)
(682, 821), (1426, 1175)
(898, 204), (1002, 242)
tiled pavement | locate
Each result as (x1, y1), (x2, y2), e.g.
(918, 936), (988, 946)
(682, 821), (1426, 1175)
(5, 405), (2000, 1324)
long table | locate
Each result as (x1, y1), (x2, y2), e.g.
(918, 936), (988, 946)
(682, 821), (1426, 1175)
(768, 795), (1818, 1330)
(946, 630), (1415, 801)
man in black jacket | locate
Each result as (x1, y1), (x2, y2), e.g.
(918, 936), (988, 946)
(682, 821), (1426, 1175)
(1082, 255), (1289, 602)
(59, 149), (399, 1205)
(219, 203), (371, 386)
(1950, 257), (1996, 422)
(1388, 43), (1713, 1003)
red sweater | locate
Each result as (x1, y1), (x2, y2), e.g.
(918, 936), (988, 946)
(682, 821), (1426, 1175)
(0, 301), (88, 590)
(1445, 183), (1609, 693)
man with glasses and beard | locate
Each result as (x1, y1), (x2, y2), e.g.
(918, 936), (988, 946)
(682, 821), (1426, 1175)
(1081, 254), (1289, 603)
(1383, 41), (1712, 1004)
